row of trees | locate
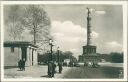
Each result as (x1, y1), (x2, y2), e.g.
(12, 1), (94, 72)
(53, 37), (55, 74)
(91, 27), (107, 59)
(100, 52), (123, 63)
(38, 51), (77, 64)
(38, 51), (123, 64)
(5, 5), (51, 45)
(109, 52), (123, 63)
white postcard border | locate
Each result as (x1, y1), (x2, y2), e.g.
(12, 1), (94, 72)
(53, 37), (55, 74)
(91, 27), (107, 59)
(1, 1), (127, 81)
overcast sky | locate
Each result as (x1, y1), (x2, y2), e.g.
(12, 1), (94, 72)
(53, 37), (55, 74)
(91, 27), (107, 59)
(4, 4), (123, 58)
(43, 4), (123, 58)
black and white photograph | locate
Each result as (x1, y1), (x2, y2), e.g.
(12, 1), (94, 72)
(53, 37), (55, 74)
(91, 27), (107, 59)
(0, 1), (127, 81)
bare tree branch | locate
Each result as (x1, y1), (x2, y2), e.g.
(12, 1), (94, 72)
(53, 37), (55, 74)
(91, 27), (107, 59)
(5, 5), (25, 41)
(22, 5), (51, 45)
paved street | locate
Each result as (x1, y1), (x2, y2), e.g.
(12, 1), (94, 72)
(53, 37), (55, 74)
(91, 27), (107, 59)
(63, 66), (122, 78)
(4, 63), (123, 79)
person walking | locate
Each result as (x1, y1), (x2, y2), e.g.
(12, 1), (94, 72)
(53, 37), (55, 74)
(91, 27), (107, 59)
(22, 59), (26, 71)
(58, 62), (63, 73)
(48, 61), (53, 77)
(18, 59), (22, 70)
(51, 62), (56, 77)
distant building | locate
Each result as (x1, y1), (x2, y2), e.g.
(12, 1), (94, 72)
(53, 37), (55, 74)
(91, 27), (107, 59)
(4, 41), (38, 67)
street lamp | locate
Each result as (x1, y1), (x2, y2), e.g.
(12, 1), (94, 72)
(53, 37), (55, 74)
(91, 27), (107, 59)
(57, 47), (60, 63)
(49, 39), (54, 61)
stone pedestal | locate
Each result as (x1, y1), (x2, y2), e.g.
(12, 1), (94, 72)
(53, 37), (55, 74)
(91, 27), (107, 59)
(83, 45), (98, 62)
(83, 45), (96, 54)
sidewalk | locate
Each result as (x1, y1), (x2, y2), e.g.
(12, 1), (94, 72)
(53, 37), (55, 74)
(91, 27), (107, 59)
(4, 65), (70, 78)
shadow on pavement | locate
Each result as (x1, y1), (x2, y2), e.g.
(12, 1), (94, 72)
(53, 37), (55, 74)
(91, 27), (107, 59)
(17, 70), (23, 71)
(4, 66), (18, 69)
(40, 75), (49, 78)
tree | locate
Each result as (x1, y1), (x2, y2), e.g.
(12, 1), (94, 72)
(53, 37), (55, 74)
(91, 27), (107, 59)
(22, 5), (51, 45)
(110, 52), (123, 63)
(38, 50), (77, 64)
(63, 51), (77, 62)
(5, 5), (24, 40)
(63, 51), (73, 58)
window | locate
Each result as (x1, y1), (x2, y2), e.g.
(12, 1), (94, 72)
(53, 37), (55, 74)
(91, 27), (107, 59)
(11, 47), (14, 53)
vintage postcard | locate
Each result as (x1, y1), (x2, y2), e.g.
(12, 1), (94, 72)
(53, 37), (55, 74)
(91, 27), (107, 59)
(0, 1), (127, 82)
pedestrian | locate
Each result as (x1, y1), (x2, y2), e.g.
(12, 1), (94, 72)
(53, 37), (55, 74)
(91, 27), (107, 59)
(54, 62), (57, 73)
(18, 59), (22, 70)
(22, 59), (26, 71)
(51, 61), (56, 77)
(58, 62), (63, 73)
(47, 61), (53, 77)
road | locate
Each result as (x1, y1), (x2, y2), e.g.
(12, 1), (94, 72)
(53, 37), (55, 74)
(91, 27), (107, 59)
(62, 66), (122, 78)
(4, 63), (123, 79)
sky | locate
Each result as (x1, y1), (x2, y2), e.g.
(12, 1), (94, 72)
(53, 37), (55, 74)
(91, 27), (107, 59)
(43, 4), (123, 58)
(4, 4), (123, 58)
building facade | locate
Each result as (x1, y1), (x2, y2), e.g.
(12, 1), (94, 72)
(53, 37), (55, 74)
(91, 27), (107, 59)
(4, 41), (38, 67)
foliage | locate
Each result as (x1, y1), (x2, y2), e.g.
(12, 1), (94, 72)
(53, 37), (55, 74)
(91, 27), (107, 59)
(110, 52), (123, 63)
(38, 51), (77, 64)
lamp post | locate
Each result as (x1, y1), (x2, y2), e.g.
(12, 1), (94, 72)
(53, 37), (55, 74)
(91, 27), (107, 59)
(49, 39), (54, 61)
(57, 47), (60, 63)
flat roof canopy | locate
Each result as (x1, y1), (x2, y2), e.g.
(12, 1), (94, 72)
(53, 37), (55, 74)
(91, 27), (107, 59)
(4, 41), (38, 48)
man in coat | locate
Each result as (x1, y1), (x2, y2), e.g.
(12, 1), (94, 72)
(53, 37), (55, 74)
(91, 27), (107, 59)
(22, 59), (26, 71)
(18, 59), (22, 70)
(58, 62), (63, 73)
(51, 62), (56, 77)
(48, 61), (53, 77)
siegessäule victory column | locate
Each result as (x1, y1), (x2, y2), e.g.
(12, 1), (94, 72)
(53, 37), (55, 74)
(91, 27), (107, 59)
(79, 8), (101, 67)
